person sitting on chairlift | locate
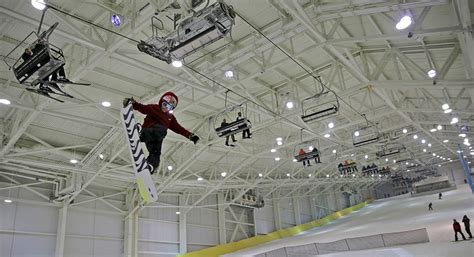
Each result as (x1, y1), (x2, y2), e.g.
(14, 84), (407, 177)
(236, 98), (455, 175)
(236, 112), (252, 139)
(21, 39), (46, 62)
(299, 148), (310, 167)
(311, 147), (320, 163)
(222, 118), (237, 146)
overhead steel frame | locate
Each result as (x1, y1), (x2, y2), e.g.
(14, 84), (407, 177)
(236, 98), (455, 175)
(0, 1), (472, 255)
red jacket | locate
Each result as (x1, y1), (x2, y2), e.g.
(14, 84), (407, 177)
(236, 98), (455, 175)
(299, 149), (305, 155)
(132, 91), (191, 138)
(453, 221), (461, 232)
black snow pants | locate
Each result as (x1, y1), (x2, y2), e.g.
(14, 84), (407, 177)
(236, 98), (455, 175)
(140, 124), (167, 169)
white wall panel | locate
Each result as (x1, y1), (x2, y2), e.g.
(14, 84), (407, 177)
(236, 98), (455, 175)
(139, 219), (179, 242)
(5, 234), (56, 257)
(187, 225), (218, 245)
(255, 203), (275, 234)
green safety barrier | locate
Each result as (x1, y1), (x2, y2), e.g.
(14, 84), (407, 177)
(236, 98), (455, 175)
(177, 199), (373, 257)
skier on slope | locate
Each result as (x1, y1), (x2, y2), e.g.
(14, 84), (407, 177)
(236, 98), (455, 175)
(123, 92), (199, 174)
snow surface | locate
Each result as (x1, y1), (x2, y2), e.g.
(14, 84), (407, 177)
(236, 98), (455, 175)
(224, 185), (474, 257)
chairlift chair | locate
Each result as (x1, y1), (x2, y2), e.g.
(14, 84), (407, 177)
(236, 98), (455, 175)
(138, 1), (235, 63)
(294, 131), (321, 164)
(376, 144), (406, 158)
(3, 21), (90, 102)
(4, 22), (64, 87)
(214, 93), (252, 138)
(352, 124), (380, 147)
(301, 90), (340, 123)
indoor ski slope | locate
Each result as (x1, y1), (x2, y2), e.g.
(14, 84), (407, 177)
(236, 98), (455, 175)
(225, 184), (474, 257)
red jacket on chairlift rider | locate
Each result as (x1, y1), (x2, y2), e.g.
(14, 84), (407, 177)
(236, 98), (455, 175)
(124, 92), (199, 173)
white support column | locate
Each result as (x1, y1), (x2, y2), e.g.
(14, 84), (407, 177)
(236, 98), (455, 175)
(252, 208), (258, 236)
(55, 204), (68, 257)
(124, 192), (138, 257)
(272, 193), (281, 230)
(309, 197), (317, 220)
(292, 197), (301, 225)
(217, 193), (227, 244)
(178, 195), (187, 253)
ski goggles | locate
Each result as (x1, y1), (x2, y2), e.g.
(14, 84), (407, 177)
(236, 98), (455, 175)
(162, 101), (176, 112)
(161, 95), (177, 111)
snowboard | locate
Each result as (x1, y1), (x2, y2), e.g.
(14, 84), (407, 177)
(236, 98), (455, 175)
(120, 103), (158, 203)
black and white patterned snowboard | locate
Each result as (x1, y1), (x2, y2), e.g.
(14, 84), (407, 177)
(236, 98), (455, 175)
(120, 103), (158, 203)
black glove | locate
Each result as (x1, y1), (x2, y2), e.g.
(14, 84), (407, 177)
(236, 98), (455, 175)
(123, 97), (135, 107)
(189, 133), (199, 144)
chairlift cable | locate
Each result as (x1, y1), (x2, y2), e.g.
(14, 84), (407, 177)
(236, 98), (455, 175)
(45, 4), (141, 44)
(185, 64), (345, 146)
(234, 11), (368, 121)
(37, 3), (349, 146)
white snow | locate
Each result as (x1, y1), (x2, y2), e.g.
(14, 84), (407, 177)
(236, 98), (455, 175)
(224, 185), (474, 257)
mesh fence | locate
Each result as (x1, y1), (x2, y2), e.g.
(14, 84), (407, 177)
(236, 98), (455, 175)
(255, 228), (429, 256)
(382, 228), (430, 246)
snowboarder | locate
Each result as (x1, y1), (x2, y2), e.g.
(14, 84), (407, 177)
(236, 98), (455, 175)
(123, 92), (199, 174)
(428, 202), (433, 211)
(438, 192), (442, 200)
(453, 219), (467, 241)
(462, 215), (472, 238)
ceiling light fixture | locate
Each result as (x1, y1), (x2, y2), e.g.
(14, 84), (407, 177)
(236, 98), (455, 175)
(324, 134), (330, 138)
(224, 70), (234, 78)
(275, 157), (280, 161)
(277, 141), (283, 145)
(70, 159), (78, 164)
(444, 109), (452, 113)
(354, 131), (360, 137)
(167, 165), (173, 171)
(286, 173), (290, 177)
(451, 117), (459, 124)
(270, 148), (276, 153)
(328, 122), (334, 128)
(441, 104), (450, 110)
(459, 133), (466, 137)
(364, 154), (368, 159)
(276, 137), (282, 141)
(413, 135), (418, 139)
(171, 60), (183, 68)
(101, 101), (111, 107)
(443, 139), (449, 143)
(427, 69), (437, 78)
(308, 146), (314, 151)
(428, 143), (432, 147)
(31, 0), (47, 10)
(423, 149), (427, 152)
(197, 177), (203, 181)
(430, 128), (437, 132)
(421, 139), (426, 144)
(402, 128), (408, 134)
(396, 15), (412, 30)
(437, 125), (443, 130)
(258, 173), (263, 177)
(0, 99), (11, 105)
(221, 172), (227, 177)
(98, 154), (105, 160)
(332, 149), (337, 154)
(4, 199), (13, 203)
(293, 159), (297, 162)
(286, 101), (294, 109)
(176, 211), (180, 215)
